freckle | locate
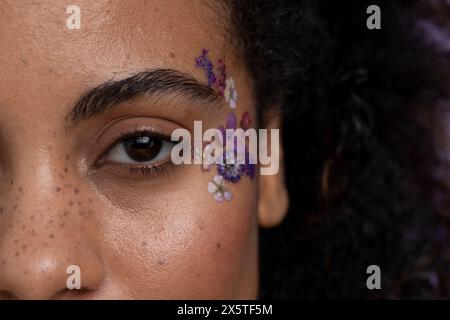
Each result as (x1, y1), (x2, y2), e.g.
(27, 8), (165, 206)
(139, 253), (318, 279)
(77, 201), (82, 205)
(64, 168), (68, 173)
(14, 252), (19, 257)
(8, 223), (12, 229)
(68, 200), (74, 206)
(13, 239), (19, 244)
(195, 272), (200, 277)
(30, 216), (34, 220)
(88, 210), (92, 215)
(65, 155), (70, 161)
(10, 180), (13, 186)
(55, 187), (61, 192)
(169, 52), (175, 58)
(63, 210), (70, 216)
(216, 243), (221, 249)
(22, 245), (27, 251)
(88, 198), (93, 203)
(18, 187), (23, 193)
(78, 210), (84, 216)
(13, 205), (17, 211)
(74, 188), (80, 194)
(158, 258), (165, 265)
(22, 224), (26, 230)
(142, 241), (147, 246)
(49, 234), (54, 239)
(23, 270), (28, 275)
(59, 174), (64, 179)
(49, 219), (53, 224)
(1, 260), (6, 265)
(59, 223), (65, 228)
(0, 207), (3, 213)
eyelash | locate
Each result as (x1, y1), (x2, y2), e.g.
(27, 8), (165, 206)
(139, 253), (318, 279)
(121, 161), (177, 179)
(96, 128), (177, 179)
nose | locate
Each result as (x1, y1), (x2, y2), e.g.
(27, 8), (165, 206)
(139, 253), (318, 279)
(0, 246), (104, 299)
(0, 179), (104, 299)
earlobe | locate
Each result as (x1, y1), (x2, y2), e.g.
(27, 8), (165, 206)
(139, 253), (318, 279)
(258, 114), (289, 228)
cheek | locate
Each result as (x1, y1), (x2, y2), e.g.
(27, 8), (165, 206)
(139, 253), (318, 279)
(95, 170), (258, 299)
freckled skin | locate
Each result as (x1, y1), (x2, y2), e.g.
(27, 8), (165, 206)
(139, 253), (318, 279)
(0, 0), (260, 299)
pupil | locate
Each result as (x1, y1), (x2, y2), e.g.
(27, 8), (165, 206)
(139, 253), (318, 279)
(123, 136), (162, 162)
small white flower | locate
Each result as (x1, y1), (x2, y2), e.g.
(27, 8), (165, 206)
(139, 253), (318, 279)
(207, 175), (232, 202)
(202, 143), (216, 170)
(193, 144), (216, 170)
(224, 77), (237, 109)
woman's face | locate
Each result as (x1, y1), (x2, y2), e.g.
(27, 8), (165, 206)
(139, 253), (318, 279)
(0, 0), (268, 299)
(0, 0), (288, 299)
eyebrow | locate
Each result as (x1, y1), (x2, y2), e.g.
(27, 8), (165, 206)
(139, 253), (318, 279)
(66, 68), (221, 126)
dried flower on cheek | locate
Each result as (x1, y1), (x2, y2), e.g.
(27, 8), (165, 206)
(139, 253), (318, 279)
(207, 175), (232, 202)
(195, 49), (255, 202)
(224, 77), (238, 109)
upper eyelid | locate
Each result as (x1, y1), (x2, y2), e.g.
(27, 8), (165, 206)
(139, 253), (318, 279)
(94, 115), (186, 144)
(113, 129), (172, 144)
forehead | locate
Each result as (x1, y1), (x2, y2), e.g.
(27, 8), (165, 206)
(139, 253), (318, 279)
(0, 0), (226, 64)
(0, 0), (231, 123)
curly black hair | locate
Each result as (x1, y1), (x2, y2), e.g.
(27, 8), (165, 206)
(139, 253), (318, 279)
(230, 0), (450, 298)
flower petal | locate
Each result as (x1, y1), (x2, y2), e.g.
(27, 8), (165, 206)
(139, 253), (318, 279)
(240, 111), (251, 130)
(229, 77), (235, 89)
(214, 192), (224, 202)
(226, 112), (237, 130)
(207, 182), (217, 193)
(223, 191), (232, 201)
(229, 97), (236, 109)
(213, 175), (223, 186)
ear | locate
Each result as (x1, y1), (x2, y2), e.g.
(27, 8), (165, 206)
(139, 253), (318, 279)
(258, 112), (289, 228)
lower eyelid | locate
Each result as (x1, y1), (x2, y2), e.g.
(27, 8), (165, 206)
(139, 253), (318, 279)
(97, 158), (178, 181)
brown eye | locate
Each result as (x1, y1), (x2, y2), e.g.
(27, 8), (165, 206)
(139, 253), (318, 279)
(104, 133), (174, 165)
(123, 136), (162, 162)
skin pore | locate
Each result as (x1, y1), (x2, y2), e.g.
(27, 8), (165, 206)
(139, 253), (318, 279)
(0, 0), (288, 299)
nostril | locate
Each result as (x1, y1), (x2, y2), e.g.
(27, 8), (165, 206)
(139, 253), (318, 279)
(0, 290), (18, 300)
(52, 288), (96, 300)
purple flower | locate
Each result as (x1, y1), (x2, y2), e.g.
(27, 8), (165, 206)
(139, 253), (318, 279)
(217, 163), (244, 183)
(217, 149), (256, 183)
(226, 112), (237, 130)
(195, 49), (217, 88)
(244, 162), (256, 180)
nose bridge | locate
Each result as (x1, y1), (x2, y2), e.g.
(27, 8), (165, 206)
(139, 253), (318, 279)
(0, 143), (104, 299)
